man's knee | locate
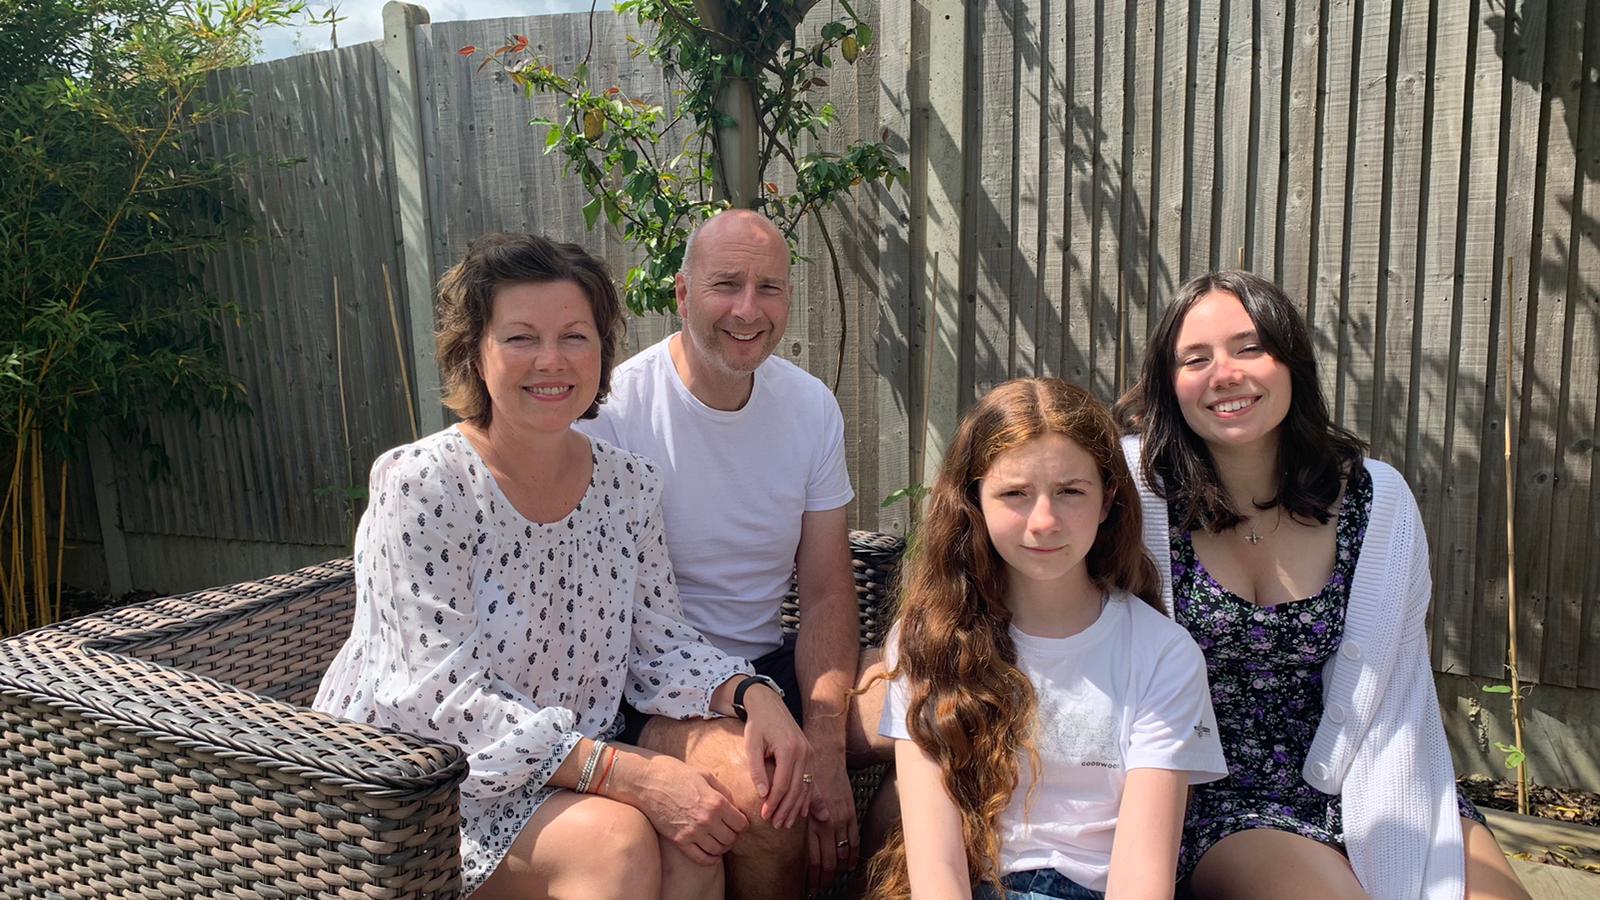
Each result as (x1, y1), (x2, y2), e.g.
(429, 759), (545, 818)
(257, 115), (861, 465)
(660, 718), (806, 858)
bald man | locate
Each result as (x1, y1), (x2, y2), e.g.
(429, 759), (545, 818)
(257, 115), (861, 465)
(578, 209), (892, 898)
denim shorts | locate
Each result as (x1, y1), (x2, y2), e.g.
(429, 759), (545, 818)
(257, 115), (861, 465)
(975, 869), (1106, 900)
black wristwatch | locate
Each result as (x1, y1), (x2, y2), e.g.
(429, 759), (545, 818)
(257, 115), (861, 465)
(731, 674), (784, 721)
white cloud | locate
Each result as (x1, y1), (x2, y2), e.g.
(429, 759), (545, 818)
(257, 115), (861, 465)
(256, 0), (610, 61)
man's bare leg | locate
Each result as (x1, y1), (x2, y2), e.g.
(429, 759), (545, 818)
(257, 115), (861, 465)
(638, 715), (806, 900)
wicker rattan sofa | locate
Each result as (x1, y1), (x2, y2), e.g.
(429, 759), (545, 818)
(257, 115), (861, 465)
(0, 530), (903, 898)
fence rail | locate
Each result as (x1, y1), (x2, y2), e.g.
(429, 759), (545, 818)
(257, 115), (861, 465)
(65, 0), (1600, 693)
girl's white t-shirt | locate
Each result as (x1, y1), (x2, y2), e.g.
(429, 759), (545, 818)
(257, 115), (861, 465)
(879, 591), (1228, 891)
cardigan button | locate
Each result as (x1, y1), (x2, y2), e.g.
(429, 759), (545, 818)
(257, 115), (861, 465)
(1340, 642), (1362, 661)
(1326, 702), (1347, 724)
(1311, 761), (1331, 781)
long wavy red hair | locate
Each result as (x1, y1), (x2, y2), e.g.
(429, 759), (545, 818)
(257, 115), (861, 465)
(868, 378), (1161, 899)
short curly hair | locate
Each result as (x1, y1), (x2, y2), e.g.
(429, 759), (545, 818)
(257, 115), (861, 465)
(434, 233), (625, 426)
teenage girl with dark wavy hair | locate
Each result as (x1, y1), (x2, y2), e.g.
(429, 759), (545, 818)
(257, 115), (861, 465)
(1117, 270), (1529, 900)
(870, 378), (1227, 900)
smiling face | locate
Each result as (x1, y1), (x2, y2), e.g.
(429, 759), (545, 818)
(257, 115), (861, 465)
(978, 432), (1109, 596)
(1172, 289), (1293, 451)
(477, 279), (602, 434)
(676, 210), (792, 380)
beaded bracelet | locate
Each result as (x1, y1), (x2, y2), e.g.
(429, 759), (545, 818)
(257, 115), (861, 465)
(575, 739), (608, 793)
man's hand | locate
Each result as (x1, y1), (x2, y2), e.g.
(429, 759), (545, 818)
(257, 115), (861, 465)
(805, 756), (859, 892)
(740, 684), (813, 828)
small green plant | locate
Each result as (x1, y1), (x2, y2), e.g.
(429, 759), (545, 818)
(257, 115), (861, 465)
(1479, 682), (1532, 772)
(465, 0), (906, 385)
(880, 484), (928, 508)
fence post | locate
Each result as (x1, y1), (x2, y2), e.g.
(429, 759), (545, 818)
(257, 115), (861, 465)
(382, 1), (446, 434)
(86, 431), (132, 595)
(918, 0), (966, 488)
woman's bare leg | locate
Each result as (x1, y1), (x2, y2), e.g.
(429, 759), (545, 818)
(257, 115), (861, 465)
(1462, 816), (1532, 900)
(474, 790), (662, 900)
(1189, 829), (1369, 900)
(660, 832), (726, 900)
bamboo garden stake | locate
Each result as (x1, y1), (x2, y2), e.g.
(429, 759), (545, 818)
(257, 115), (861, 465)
(1503, 258), (1529, 816)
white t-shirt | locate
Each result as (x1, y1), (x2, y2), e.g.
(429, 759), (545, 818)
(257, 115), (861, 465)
(880, 592), (1227, 892)
(576, 335), (855, 660)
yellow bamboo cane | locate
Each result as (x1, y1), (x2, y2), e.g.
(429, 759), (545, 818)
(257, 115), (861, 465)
(54, 459), (67, 622)
(31, 433), (47, 630)
(1503, 259), (1529, 816)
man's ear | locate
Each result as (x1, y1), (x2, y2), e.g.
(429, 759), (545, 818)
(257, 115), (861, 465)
(674, 272), (688, 316)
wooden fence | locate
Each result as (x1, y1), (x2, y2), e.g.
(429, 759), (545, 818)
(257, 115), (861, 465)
(67, 0), (1599, 696)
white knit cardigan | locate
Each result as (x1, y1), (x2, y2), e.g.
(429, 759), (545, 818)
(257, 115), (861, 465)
(1120, 435), (1465, 900)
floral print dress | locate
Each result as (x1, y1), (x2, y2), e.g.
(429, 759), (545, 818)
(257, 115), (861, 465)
(1170, 466), (1481, 877)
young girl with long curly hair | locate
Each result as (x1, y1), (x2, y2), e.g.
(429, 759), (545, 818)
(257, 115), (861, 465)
(871, 378), (1227, 900)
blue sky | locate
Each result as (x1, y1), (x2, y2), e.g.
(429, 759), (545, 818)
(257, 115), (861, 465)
(257, 0), (610, 60)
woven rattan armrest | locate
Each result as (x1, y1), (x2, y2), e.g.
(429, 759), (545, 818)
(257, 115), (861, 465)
(0, 561), (469, 898)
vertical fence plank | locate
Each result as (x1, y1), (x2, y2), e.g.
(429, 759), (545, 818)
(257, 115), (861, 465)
(1499, 0), (1549, 681)
(972, 1), (1017, 400)
(1186, 0), (1221, 275)
(1465, 0), (1514, 681)
(1311, 0), (1357, 417)
(1421, 0), (1475, 673)
(1012, 0), (1046, 380)
(1038, 0), (1070, 378)
(1123, 0), (1155, 383)
(1339, 0), (1391, 438)
(1379, 0), (1429, 475)
(1090, 0), (1127, 402)
(1215, 0), (1252, 269)
(1278, 0), (1321, 305)
(1065, 0), (1096, 385)
(1151, 0), (1190, 312)
(1253, 0), (1285, 280)
(1574, 0), (1600, 690)
(1528, 0), (1587, 687)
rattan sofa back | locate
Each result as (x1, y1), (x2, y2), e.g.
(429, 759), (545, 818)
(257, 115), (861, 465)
(0, 531), (903, 898)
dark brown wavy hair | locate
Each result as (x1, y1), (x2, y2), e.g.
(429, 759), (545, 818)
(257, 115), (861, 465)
(868, 378), (1161, 900)
(435, 232), (624, 426)
(1114, 270), (1365, 532)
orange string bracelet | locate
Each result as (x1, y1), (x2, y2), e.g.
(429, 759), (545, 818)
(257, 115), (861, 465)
(596, 746), (619, 795)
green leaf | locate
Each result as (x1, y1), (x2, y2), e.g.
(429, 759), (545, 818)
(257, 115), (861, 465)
(1480, 684), (1513, 694)
(582, 196), (602, 229)
(1503, 749), (1526, 769)
(544, 126), (562, 152)
(881, 484), (928, 507)
(857, 23), (875, 47)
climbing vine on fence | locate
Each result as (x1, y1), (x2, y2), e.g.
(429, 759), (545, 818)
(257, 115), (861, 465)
(466, 0), (905, 385)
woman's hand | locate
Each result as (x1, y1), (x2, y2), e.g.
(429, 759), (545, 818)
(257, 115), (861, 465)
(610, 750), (750, 865)
(739, 685), (814, 828)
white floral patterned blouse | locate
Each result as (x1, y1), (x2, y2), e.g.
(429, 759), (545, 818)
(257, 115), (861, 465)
(313, 426), (748, 893)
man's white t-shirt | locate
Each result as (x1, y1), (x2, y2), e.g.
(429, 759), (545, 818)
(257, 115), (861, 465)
(880, 592), (1227, 892)
(575, 335), (854, 660)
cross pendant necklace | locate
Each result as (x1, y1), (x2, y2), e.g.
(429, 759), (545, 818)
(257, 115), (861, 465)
(1244, 527), (1263, 545)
